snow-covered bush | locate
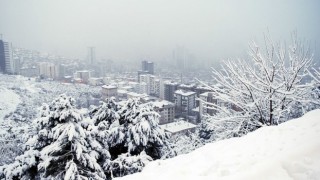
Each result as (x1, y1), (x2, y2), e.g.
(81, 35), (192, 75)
(107, 152), (152, 178)
(200, 33), (314, 140)
(170, 132), (203, 155)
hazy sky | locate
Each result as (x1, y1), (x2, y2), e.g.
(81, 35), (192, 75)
(1, 0), (319, 62)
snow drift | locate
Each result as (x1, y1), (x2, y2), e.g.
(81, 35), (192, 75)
(119, 109), (320, 180)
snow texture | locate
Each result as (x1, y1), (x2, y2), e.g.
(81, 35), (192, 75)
(0, 87), (21, 123)
(119, 109), (320, 180)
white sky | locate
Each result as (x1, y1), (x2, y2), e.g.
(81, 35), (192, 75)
(1, 0), (319, 62)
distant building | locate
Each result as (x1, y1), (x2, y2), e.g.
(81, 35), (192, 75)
(39, 62), (58, 79)
(101, 85), (118, 101)
(174, 89), (196, 118)
(138, 60), (154, 82)
(139, 74), (157, 95)
(142, 60), (154, 74)
(152, 100), (175, 125)
(0, 40), (16, 74)
(87, 47), (95, 65)
(74, 70), (91, 83)
(58, 64), (67, 79)
(160, 120), (197, 136)
(88, 77), (103, 86)
(164, 81), (179, 103)
(199, 92), (216, 118)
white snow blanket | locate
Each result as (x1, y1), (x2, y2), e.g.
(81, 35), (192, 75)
(119, 109), (320, 180)
(0, 88), (21, 122)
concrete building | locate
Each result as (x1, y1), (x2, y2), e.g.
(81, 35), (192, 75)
(139, 74), (156, 95)
(74, 70), (91, 83)
(160, 120), (197, 136)
(39, 62), (58, 79)
(139, 82), (148, 94)
(0, 40), (16, 74)
(101, 85), (118, 101)
(88, 77), (103, 86)
(138, 60), (154, 82)
(199, 92), (216, 118)
(87, 47), (95, 65)
(164, 81), (179, 103)
(152, 100), (175, 125)
(174, 89), (196, 118)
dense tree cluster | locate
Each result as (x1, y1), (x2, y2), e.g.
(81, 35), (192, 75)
(0, 95), (172, 179)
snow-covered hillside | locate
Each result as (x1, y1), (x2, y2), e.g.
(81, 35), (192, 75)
(0, 87), (21, 123)
(119, 110), (320, 180)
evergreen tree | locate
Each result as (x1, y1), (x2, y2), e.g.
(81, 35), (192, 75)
(108, 99), (171, 160)
(0, 103), (54, 179)
(37, 94), (105, 179)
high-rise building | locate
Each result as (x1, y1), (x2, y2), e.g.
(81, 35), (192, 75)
(138, 60), (154, 82)
(0, 40), (6, 73)
(164, 81), (179, 103)
(0, 39), (15, 74)
(88, 47), (95, 64)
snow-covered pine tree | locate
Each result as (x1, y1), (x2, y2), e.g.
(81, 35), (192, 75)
(0, 103), (54, 179)
(37, 94), (105, 179)
(83, 98), (120, 174)
(108, 98), (171, 160)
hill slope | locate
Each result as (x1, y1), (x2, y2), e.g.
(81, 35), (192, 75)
(119, 110), (320, 180)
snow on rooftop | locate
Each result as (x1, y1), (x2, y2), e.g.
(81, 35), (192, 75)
(175, 89), (196, 96)
(160, 120), (197, 133)
(102, 85), (117, 89)
(164, 81), (179, 85)
(152, 100), (174, 108)
(119, 109), (320, 180)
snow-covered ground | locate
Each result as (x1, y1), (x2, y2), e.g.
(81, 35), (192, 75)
(119, 109), (320, 180)
(0, 87), (21, 123)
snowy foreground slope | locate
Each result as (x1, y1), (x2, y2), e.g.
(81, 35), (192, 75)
(119, 110), (320, 180)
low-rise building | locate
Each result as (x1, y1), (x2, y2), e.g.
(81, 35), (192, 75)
(101, 85), (118, 101)
(152, 100), (175, 125)
(160, 120), (197, 136)
(174, 89), (196, 118)
(74, 70), (91, 83)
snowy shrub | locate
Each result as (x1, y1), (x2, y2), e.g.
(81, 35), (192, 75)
(170, 132), (203, 155)
(107, 151), (152, 178)
(199, 33), (314, 140)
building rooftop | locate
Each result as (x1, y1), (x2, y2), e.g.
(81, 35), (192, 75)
(102, 85), (117, 89)
(200, 92), (214, 97)
(160, 120), (197, 134)
(152, 100), (174, 108)
(164, 81), (179, 86)
(175, 89), (196, 96)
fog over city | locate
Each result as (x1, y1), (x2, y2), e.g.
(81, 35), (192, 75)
(1, 1), (320, 180)
(1, 0), (320, 63)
